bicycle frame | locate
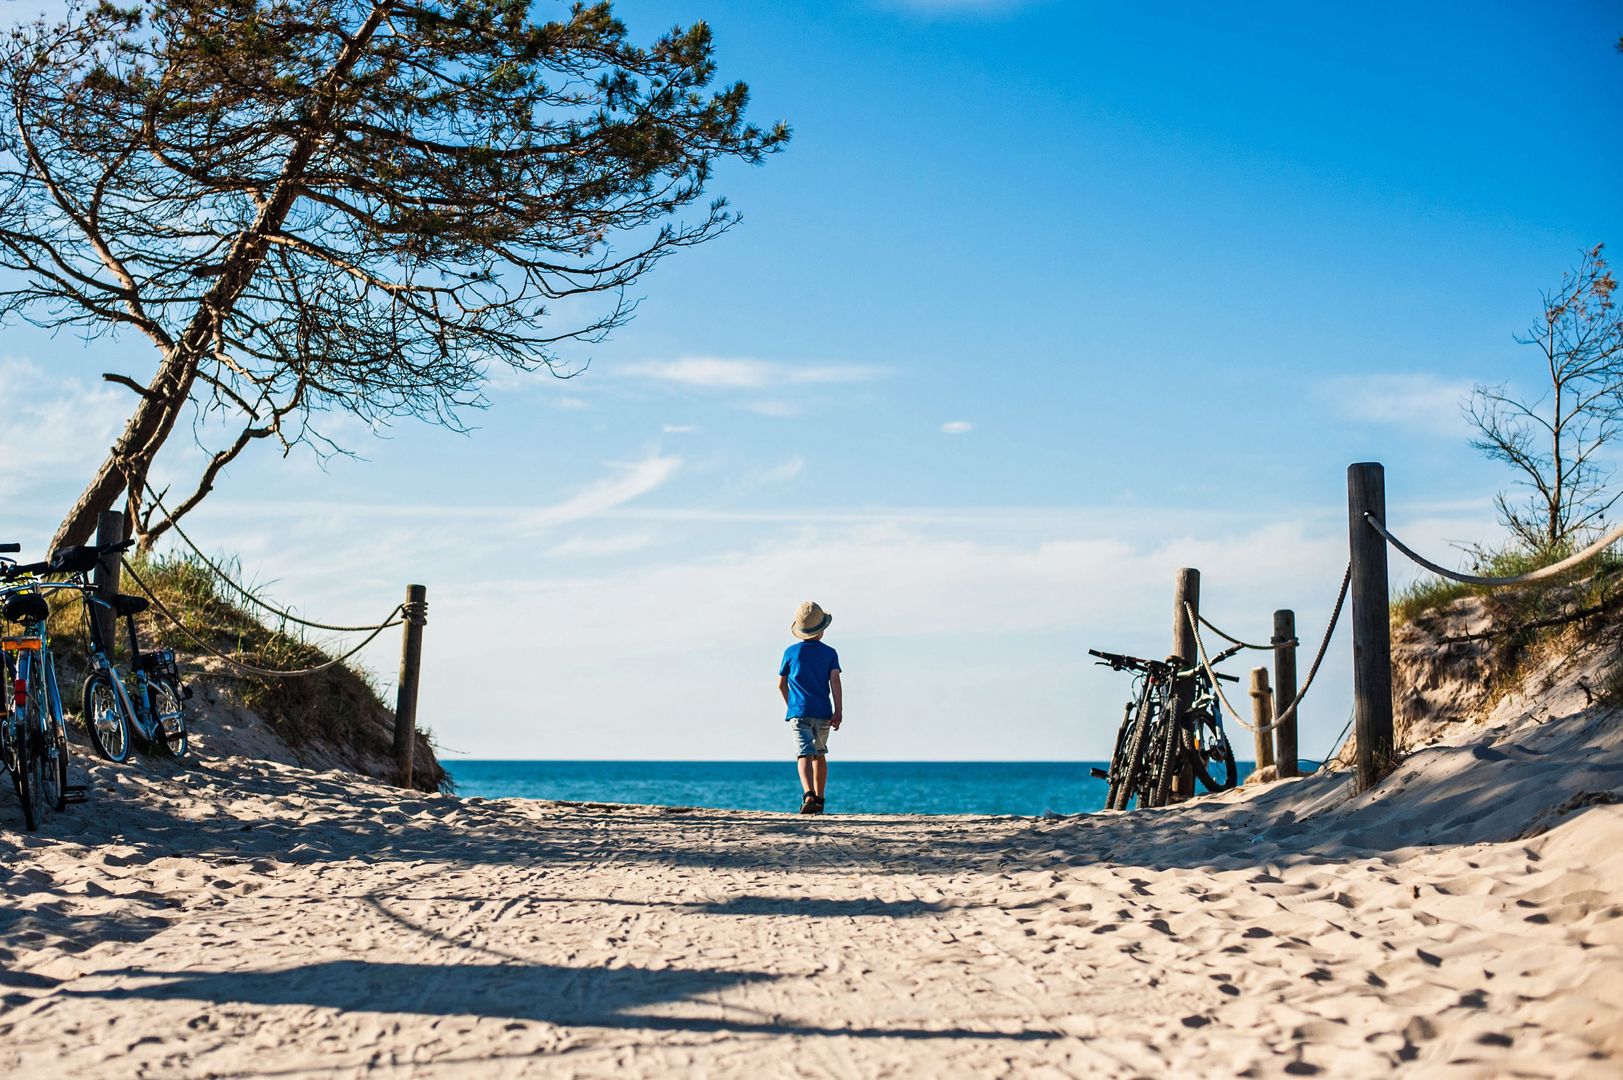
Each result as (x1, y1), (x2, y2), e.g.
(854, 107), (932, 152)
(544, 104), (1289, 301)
(78, 587), (175, 746)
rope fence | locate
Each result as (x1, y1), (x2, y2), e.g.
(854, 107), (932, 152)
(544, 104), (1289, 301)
(1192, 612), (1294, 653)
(121, 558), (406, 680)
(1185, 562), (1351, 738)
(1364, 513), (1623, 588)
(144, 484), (401, 634)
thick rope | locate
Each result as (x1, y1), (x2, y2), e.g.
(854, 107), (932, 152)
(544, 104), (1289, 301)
(1194, 612), (1294, 652)
(143, 484), (400, 633)
(122, 559), (403, 679)
(1365, 513), (1623, 587)
(1185, 562), (1351, 737)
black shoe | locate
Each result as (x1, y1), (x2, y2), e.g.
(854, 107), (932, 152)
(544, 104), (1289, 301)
(809, 795), (825, 815)
(799, 791), (818, 815)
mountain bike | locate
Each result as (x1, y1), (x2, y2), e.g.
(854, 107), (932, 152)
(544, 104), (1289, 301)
(0, 544), (87, 829)
(49, 543), (191, 761)
(1090, 645), (1241, 810)
(1089, 649), (1176, 810)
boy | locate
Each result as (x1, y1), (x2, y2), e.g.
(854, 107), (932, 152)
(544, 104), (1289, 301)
(778, 600), (842, 815)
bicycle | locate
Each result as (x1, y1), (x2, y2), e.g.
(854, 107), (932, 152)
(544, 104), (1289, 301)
(0, 543), (88, 829)
(49, 543), (191, 762)
(1089, 645), (1241, 810)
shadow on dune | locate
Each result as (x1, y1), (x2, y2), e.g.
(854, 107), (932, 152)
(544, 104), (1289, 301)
(74, 959), (1059, 1041)
(9, 700), (1621, 887)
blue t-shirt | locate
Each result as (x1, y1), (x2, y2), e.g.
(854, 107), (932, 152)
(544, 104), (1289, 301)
(779, 640), (841, 720)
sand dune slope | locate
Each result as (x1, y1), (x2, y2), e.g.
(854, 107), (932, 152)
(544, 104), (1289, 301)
(0, 701), (1620, 1077)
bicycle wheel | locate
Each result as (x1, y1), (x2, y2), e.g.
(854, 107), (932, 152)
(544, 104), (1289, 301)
(83, 672), (131, 763)
(29, 668), (65, 813)
(152, 677), (187, 757)
(1195, 720), (1238, 793)
(1149, 713), (1186, 809)
(11, 710), (39, 831)
(1103, 702), (1137, 810)
(1114, 685), (1164, 811)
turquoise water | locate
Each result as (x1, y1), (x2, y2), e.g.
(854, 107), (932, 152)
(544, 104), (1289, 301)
(448, 760), (1266, 816)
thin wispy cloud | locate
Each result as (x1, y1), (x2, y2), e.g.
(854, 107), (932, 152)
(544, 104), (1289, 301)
(515, 453), (681, 532)
(620, 357), (885, 390)
(1319, 372), (1475, 436)
(662, 424), (699, 434)
(742, 456), (806, 489)
(941, 420), (974, 434)
(0, 357), (127, 499)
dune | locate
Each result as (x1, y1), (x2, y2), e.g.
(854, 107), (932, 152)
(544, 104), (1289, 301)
(0, 670), (1618, 1078)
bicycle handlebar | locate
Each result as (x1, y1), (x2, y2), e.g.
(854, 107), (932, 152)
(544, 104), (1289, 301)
(1090, 646), (1239, 682)
(0, 542), (18, 554)
(0, 539), (134, 581)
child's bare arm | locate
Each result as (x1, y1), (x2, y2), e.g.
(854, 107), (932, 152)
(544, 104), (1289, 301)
(778, 675), (790, 707)
(830, 670), (843, 728)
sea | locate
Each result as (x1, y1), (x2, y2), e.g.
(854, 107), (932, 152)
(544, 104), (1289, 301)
(448, 760), (1273, 816)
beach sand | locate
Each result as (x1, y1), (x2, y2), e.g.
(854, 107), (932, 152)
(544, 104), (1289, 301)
(1, 698), (1620, 1078)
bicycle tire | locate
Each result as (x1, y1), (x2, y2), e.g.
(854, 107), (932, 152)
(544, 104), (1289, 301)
(30, 668), (66, 813)
(153, 678), (187, 757)
(1195, 723), (1238, 793)
(1149, 712), (1184, 808)
(1114, 684), (1163, 811)
(12, 711), (38, 831)
(1103, 701), (1137, 810)
(83, 672), (131, 763)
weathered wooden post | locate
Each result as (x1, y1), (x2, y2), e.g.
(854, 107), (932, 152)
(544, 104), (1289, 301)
(1248, 667), (1275, 774)
(1347, 463), (1394, 792)
(92, 509), (124, 659)
(1272, 609), (1299, 778)
(1169, 568), (1200, 801)
(393, 584), (427, 789)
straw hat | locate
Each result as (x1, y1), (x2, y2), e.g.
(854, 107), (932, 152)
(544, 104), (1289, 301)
(790, 600), (833, 639)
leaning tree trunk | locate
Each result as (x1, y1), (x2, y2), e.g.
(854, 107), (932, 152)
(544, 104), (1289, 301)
(50, 347), (197, 553)
(49, 3), (395, 554)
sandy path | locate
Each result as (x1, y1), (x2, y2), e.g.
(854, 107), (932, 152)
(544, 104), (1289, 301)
(1, 702), (1621, 1077)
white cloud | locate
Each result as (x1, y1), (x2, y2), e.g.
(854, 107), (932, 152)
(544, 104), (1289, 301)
(555, 396), (589, 411)
(514, 453), (681, 532)
(941, 420), (974, 435)
(0, 357), (128, 500)
(620, 356), (885, 390)
(662, 424), (699, 434)
(1320, 372), (1474, 436)
(742, 456), (805, 489)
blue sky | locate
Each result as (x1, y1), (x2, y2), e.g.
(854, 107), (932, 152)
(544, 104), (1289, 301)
(5, 1), (1622, 762)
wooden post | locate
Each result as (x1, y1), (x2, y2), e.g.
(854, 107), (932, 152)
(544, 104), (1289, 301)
(92, 510), (124, 659)
(1171, 568), (1200, 667)
(393, 584), (427, 789)
(1272, 609), (1299, 778)
(1249, 667), (1275, 773)
(1347, 463), (1394, 792)
(1168, 568), (1200, 801)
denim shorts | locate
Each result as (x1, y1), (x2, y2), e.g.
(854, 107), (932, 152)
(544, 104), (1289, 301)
(791, 717), (832, 758)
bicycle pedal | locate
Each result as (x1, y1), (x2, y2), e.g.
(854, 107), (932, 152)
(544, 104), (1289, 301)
(63, 784), (89, 804)
(1089, 767), (1110, 780)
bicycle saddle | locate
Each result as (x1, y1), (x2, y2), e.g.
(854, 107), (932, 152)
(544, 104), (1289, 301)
(2, 592), (49, 624)
(111, 594), (149, 617)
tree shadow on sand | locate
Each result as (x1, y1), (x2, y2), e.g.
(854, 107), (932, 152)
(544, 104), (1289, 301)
(73, 959), (1060, 1041)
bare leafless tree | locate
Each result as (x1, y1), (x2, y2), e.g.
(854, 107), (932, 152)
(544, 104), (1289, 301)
(1465, 245), (1623, 551)
(0, 1), (787, 551)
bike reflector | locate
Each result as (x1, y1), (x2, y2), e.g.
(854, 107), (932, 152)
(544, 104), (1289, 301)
(12, 678), (23, 710)
(0, 638), (40, 652)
